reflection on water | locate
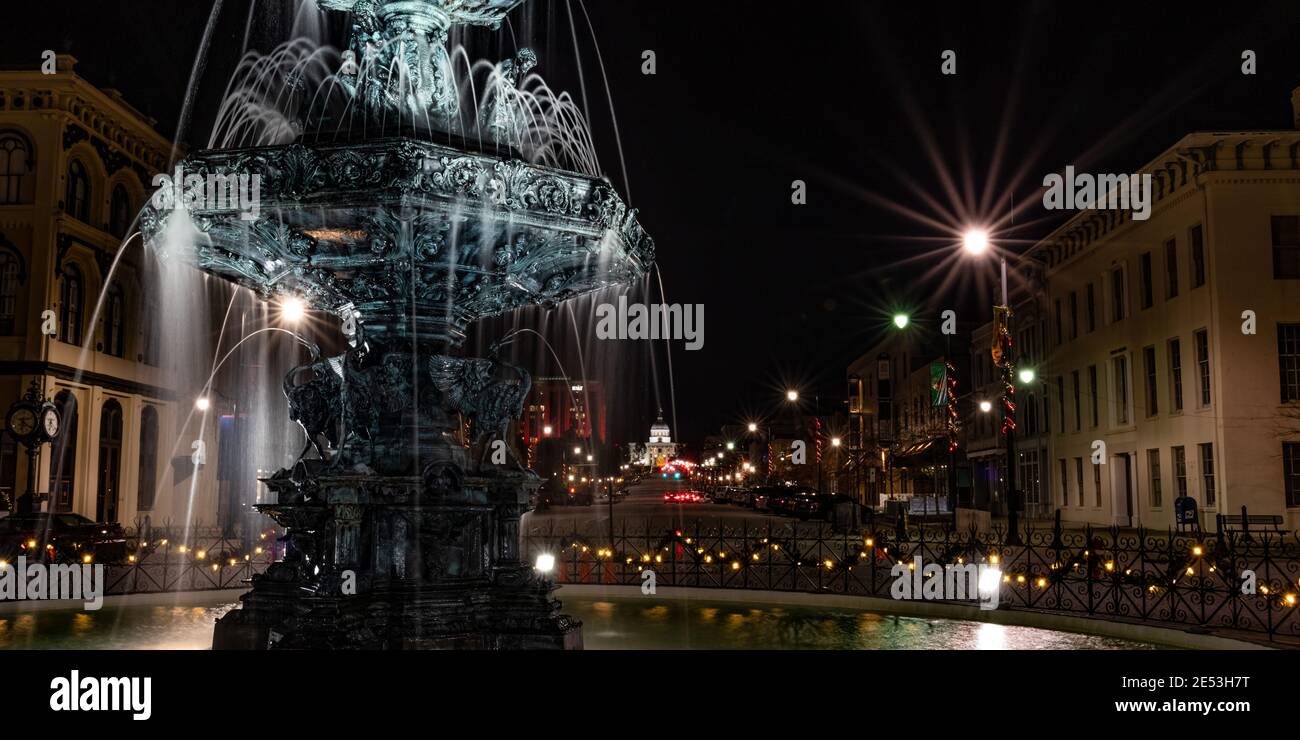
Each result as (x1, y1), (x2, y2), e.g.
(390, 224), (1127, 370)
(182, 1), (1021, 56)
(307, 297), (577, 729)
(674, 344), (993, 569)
(563, 597), (1157, 650)
(0, 601), (238, 650)
(0, 593), (1155, 650)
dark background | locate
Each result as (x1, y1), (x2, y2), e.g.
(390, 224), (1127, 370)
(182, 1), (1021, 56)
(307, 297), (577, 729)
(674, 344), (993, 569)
(7, 0), (1300, 446)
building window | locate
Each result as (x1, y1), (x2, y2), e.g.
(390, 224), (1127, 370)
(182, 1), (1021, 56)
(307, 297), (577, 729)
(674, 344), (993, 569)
(59, 264), (83, 345)
(103, 284), (125, 357)
(109, 184), (132, 238)
(1190, 224), (1205, 288)
(1164, 238), (1179, 299)
(97, 399), (123, 523)
(1025, 392), (1037, 436)
(1194, 329), (1211, 406)
(1285, 443), (1300, 508)
(0, 132), (32, 204)
(1143, 345), (1158, 417)
(140, 291), (160, 365)
(48, 391), (78, 512)
(1054, 299), (1063, 346)
(1168, 337), (1184, 413)
(1139, 251), (1154, 309)
(1069, 292), (1078, 340)
(1058, 458), (1068, 507)
(1279, 324), (1300, 403)
(1019, 452), (1040, 505)
(0, 253), (19, 335)
(1199, 442), (1216, 508)
(65, 159), (91, 222)
(1088, 365), (1099, 428)
(1085, 283), (1096, 332)
(1071, 370), (1081, 432)
(1273, 215), (1300, 280)
(1147, 448), (1162, 508)
(1173, 445), (1188, 500)
(1074, 457), (1084, 507)
(1110, 267), (1126, 322)
(1093, 460), (1102, 507)
(1113, 355), (1130, 425)
(1056, 376), (1065, 434)
(138, 406), (159, 512)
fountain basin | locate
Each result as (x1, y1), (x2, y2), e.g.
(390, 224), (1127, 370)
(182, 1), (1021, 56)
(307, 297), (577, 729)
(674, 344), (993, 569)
(140, 137), (653, 343)
(0, 588), (1176, 650)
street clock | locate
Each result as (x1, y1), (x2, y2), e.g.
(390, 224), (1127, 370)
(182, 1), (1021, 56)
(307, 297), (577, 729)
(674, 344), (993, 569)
(4, 383), (60, 447)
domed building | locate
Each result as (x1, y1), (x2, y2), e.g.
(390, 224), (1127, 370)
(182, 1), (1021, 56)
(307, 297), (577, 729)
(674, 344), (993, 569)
(627, 408), (680, 469)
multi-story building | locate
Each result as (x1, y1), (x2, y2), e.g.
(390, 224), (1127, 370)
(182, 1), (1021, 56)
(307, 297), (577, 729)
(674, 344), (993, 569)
(847, 327), (968, 507)
(0, 56), (228, 527)
(1025, 88), (1300, 530)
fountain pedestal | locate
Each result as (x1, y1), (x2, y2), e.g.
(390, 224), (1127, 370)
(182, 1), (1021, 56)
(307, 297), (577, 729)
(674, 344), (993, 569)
(213, 468), (580, 650)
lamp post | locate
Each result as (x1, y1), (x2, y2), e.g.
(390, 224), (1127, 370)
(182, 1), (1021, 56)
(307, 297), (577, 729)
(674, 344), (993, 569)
(964, 228), (1021, 545)
(747, 421), (772, 484)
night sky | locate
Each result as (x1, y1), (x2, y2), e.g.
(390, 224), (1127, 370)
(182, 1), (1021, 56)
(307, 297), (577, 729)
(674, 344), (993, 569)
(8, 0), (1300, 446)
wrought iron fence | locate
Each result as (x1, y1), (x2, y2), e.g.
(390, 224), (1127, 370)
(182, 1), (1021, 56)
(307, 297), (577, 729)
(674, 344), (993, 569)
(101, 522), (280, 596)
(521, 517), (1300, 640)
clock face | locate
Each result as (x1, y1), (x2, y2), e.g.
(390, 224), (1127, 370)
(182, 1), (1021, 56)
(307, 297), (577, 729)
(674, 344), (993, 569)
(41, 408), (59, 439)
(9, 408), (36, 437)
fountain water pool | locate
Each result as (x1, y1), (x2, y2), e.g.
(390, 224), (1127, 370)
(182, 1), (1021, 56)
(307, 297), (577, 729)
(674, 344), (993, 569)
(0, 590), (1160, 650)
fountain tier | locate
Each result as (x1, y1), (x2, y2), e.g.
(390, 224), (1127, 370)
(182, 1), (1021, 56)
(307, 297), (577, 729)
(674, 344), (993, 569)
(140, 135), (651, 649)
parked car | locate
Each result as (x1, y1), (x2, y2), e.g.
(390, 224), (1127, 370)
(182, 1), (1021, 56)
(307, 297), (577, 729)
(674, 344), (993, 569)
(0, 512), (127, 564)
(791, 490), (833, 521)
(764, 486), (818, 517)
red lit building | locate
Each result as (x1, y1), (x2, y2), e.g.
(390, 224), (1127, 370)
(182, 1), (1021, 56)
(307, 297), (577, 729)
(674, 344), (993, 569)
(521, 377), (607, 448)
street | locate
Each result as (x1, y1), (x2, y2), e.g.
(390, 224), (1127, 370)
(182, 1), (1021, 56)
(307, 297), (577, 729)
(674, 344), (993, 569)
(522, 476), (785, 533)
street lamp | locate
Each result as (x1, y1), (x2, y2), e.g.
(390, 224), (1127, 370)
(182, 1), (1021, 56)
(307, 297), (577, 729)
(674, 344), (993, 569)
(1018, 368), (1036, 384)
(726, 441), (735, 451)
(831, 437), (841, 447)
(543, 425), (552, 436)
(979, 400), (993, 413)
(786, 389), (799, 402)
(747, 422), (757, 433)
(195, 397), (211, 411)
(962, 229), (989, 256)
(892, 313), (909, 329)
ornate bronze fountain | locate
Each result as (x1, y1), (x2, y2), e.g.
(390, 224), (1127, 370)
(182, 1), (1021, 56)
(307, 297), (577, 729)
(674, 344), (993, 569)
(140, 0), (652, 649)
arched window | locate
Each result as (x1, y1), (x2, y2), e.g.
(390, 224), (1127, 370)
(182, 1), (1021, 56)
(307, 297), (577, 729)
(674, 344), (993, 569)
(0, 252), (19, 335)
(139, 270), (160, 365)
(0, 133), (32, 204)
(96, 399), (123, 522)
(48, 391), (78, 512)
(109, 184), (132, 238)
(59, 264), (83, 345)
(137, 406), (159, 512)
(103, 284), (125, 357)
(65, 159), (90, 222)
